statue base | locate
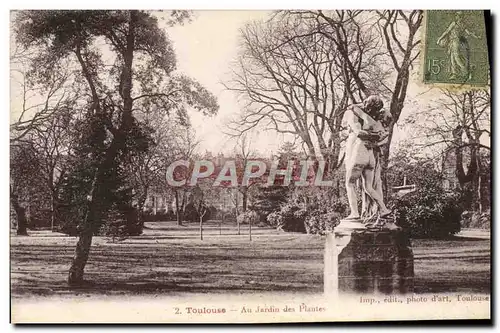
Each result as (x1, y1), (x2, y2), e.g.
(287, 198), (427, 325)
(325, 227), (414, 296)
(336, 218), (365, 233)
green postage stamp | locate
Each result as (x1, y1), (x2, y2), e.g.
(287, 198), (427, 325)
(423, 10), (489, 86)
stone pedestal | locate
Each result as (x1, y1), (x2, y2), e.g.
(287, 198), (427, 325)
(325, 221), (414, 296)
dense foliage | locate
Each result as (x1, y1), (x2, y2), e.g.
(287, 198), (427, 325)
(250, 186), (289, 223)
(388, 157), (463, 238)
(461, 209), (491, 229)
(55, 108), (152, 237)
(267, 204), (307, 233)
(236, 210), (259, 225)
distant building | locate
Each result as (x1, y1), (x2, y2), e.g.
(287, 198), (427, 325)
(143, 192), (171, 214)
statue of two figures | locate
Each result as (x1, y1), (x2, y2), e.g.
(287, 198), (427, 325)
(342, 95), (399, 231)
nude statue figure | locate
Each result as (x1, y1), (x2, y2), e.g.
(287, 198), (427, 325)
(343, 95), (397, 229)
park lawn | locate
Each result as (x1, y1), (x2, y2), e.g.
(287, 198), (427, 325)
(10, 221), (490, 298)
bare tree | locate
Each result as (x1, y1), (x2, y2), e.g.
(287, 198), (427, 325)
(10, 53), (78, 233)
(10, 143), (41, 235)
(226, 10), (424, 220)
(229, 187), (239, 217)
(312, 10), (423, 190)
(191, 169), (223, 240)
(191, 185), (208, 240)
(126, 111), (189, 223)
(225, 15), (354, 169)
(170, 127), (200, 226)
(235, 134), (255, 213)
(10, 59), (77, 145)
(411, 89), (490, 211)
(226, 10), (420, 176)
(29, 111), (73, 230)
(232, 134), (260, 234)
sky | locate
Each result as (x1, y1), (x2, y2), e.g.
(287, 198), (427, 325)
(166, 10), (286, 156)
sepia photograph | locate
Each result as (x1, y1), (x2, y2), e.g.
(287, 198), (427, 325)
(9, 8), (491, 323)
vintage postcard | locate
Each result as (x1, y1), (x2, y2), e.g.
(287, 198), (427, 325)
(9, 9), (491, 323)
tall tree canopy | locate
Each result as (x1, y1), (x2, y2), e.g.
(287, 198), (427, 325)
(13, 10), (219, 285)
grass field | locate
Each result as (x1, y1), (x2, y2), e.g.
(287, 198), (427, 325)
(10, 221), (491, 298)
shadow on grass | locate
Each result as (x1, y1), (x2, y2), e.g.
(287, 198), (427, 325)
(414, 279), (491, 294)
(13, 279), (319, 297)
(68, 280), (316, 294)
(11, 231), (491, 297)
(431, 235), (488, 242)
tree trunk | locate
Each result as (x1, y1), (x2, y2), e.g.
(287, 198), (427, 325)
(68, 128), (127, 286)
(49, 168), (56, 232)
(68, 169), (103, 286)
(478, 173), (483, 213)
(199, 215), (203, 240)
(249, 217), (252, 241)
(67, 124), (116, 284)
(242, 187), (248, 212)
(220, 212), (224, 235)
(68, 10), (138, 285)
(50, 191), (56, 231)
(68, 125), (122, 282)
(180, 190), (187, 222)
(237, 191), (241, 235)
(452, 126), (467, 187)
(68, 226), (93, 286)
(233, 189), (240, 234)
(175, 190), (182, 226)
(137, 192), (147, 213)
(136, 191), (147, 227)
(10, 190), (28, 236)
(380, 120), (395, 201)
(470, 151), (480, 212)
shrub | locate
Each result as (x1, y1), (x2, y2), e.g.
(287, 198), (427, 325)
(214, 208), (234, 221)
(250, 186), (288, 222)
(28, 208), (53, 229)
(387, 155), (465, 238)
(56, 201), (86, 236)
(392, 190), (462, 238)
(267, 204), (307, 233)
(461, 209), (490, 229)
(140, 207), (175, 222)
(101, 204), (142, 240)
(56, 175), (144, 237)
(183, 203), (204, 222)
(304, 209), (342, 235)
(206, 205), (218, 221)
(266, 211), (281, 227)
(296, 188), (346, 235)
(237, 210), (259, 225)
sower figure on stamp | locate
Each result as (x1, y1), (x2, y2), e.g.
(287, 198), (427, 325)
(343, 95), (399, 230)
(436, 11), (481, 81)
